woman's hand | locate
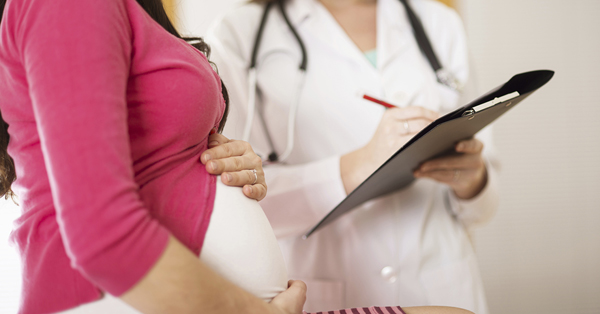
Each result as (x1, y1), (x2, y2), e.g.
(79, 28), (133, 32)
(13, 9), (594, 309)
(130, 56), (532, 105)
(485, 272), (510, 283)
(341, 106), (440, 193)
(269, 280), (307, 314)
(200, 131), (267, 201)
(414, 138), (487, 200)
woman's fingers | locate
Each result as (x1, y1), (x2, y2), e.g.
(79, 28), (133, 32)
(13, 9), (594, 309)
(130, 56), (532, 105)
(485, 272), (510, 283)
(206, 131), (230, 147)
(269, 280), (307, 314)
(206, 156), (256, 175)
(243, 182), (267, 202)
(199, 136), (267, 201)
(201, 140), (250, 164)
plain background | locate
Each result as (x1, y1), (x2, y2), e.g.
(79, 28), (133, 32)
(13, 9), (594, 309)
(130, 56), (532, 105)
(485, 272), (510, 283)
(1, 0), (599, 313)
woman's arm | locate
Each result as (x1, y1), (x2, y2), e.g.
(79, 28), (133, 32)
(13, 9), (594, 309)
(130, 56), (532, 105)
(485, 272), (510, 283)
(121, 236), (306, 314)
(16, 0), (306, 311)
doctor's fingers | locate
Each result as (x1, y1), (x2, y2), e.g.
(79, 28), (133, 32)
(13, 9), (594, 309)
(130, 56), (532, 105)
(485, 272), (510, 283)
(455, 138), (484, 154)
(385, 106), (440, 122)
(378, 118), (430, 139)
(413, 168), (481, 187)
(417, 152), (485, 173)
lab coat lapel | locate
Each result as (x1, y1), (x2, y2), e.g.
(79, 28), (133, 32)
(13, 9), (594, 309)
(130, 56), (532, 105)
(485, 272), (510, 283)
(378, 0), (412, 70)
(378, 0), (428, 107)
(299, 0), (379, 71)
(285, 0), (312, 26)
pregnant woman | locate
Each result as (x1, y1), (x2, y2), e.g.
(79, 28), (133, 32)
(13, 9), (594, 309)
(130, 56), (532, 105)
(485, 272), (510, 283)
(0, 0), (472, 313)
(0, 0), (301, 313)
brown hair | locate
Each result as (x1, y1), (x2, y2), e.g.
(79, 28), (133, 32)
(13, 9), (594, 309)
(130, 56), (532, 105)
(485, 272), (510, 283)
(0, 0), (229, 199)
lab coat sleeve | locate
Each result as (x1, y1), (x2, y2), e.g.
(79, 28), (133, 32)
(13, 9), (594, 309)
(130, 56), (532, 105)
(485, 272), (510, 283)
(446, 126), (500, 229)
(424, 2), (501, 229)
(257, 157), (348, 239)
(206, 12), (348, 239)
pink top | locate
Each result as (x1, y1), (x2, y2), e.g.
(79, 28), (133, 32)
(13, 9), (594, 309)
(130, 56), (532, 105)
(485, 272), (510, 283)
(0, 0), (225, 313)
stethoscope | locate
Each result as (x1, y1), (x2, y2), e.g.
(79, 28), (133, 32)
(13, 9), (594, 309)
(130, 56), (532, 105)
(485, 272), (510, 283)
(245, 0), (461, 163)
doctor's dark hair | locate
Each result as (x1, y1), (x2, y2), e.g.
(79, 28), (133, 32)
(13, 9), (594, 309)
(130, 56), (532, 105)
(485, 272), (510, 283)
(0, 0), (229, 199)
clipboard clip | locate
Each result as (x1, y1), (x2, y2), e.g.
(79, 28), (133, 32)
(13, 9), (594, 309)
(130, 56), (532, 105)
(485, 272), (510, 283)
(461, 91), (521, 117)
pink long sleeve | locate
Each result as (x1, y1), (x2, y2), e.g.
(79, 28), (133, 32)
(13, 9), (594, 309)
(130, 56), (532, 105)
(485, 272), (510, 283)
(19, 0), (170, 295)
(0, 0), (224, 312)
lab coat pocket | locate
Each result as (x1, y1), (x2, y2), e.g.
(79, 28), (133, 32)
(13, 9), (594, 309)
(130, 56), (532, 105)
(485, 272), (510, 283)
(420, 254), (477, 311)
(302, 279), (345, 313)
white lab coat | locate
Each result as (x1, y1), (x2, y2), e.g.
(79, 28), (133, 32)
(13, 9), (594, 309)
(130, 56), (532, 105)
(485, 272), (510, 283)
(206, 0), (498, 313)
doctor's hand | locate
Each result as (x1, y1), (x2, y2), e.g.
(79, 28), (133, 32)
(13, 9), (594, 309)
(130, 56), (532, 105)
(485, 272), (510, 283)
(414, 138), (487, 200)
(268, 280), (307, 314)
(340, 106), (440, 194)
(200, 131), (267, 201)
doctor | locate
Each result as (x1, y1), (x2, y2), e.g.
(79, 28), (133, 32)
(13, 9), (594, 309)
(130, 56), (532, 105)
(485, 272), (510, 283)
(206, 0), (498, 313)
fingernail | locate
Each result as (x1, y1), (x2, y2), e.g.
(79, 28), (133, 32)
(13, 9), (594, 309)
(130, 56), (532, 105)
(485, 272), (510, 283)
(204, 154), (212, 161)
(457, 143), (465, 151)
(225, 173), (232, 182)
(208, 141), (219, 147)
(210, 162), (217, 171)
(247, 186), (253, 194)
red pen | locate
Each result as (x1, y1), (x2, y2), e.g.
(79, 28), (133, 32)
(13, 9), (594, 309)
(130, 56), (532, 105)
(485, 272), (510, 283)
(362, 94), (397, 109)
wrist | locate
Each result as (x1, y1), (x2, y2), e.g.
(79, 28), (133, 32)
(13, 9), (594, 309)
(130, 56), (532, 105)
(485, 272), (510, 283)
(340, 146), (376, 194)
(454, 167), (488, 200)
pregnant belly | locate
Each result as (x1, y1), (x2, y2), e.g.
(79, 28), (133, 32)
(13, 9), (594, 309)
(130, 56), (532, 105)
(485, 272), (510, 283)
(200, 177), (288, 301)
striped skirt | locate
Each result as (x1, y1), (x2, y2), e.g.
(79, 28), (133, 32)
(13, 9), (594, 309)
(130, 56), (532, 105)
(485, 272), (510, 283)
(306, 306), (406, 314)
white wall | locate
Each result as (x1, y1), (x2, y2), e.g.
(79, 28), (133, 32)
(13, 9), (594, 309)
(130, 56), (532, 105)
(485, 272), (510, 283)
(1, 1), (598, 313)
(459, 0), (600, 313)
(175, 0), (245, 36)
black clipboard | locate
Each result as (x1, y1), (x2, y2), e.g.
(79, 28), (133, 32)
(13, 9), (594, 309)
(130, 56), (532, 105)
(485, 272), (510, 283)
(304, 70), (555, 238)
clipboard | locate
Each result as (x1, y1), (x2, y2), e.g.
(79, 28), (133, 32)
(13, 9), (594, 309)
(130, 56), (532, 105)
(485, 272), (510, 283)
(304, 70), (555, 238)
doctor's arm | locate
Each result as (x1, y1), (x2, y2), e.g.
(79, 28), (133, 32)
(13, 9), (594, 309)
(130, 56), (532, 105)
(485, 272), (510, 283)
(436, 127), (500, 228)
(414, 138), (487, 200)
(401, 5), (499, 228)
